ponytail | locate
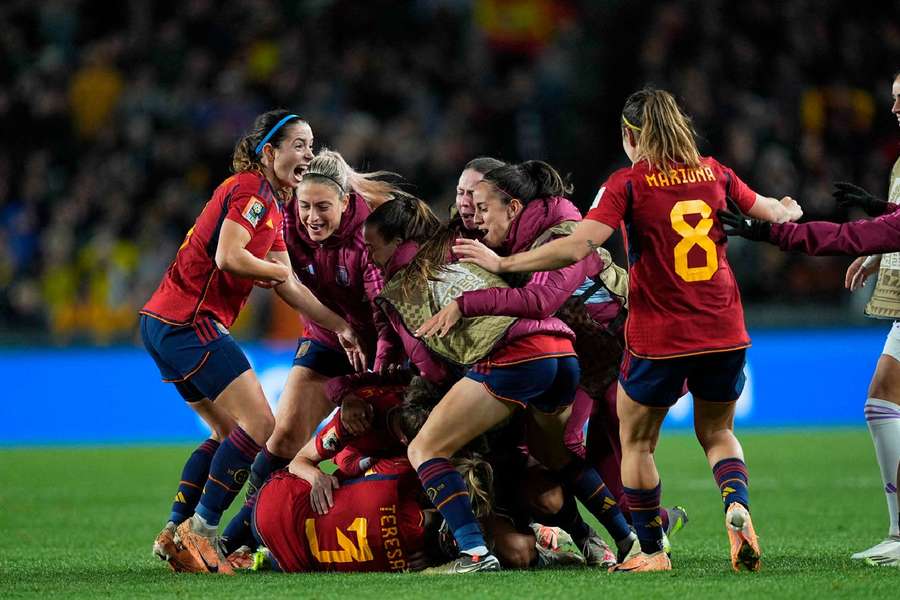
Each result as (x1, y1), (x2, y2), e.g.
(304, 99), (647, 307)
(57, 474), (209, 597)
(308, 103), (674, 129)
(232, 109), (305, 174)
(481, 160), (573, 205)
(302, 149), (414, 209)
(621, 87), (701, 172)
(452, 455), (494, 520)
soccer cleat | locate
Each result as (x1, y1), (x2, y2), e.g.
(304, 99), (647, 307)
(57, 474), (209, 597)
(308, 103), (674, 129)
(579, 530), (617, 568)
(251, 546), (275, 572)
(446, 552), (502, 573)
(226, 545), (255, 571)
(725, 502), (761, 572)
(534, 530), (586, 568)
(863, 542), (900, 567)
(851, 536), (900, 560)
(175, 516), (234, 575)
(152, 521), (205, 573)
(665, 506), (689, 537)
(616, 531), (642, 565)
(609, 551), (671, 573)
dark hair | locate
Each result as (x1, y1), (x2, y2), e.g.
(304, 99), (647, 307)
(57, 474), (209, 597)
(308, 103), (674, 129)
(480, 160), (573, 205)
(396, 376), (443, 441)
(464, 156), (506, 175)
(366, 198), (451, 298)
(621, 87), (700, 171)
(232, 109), (306, 173)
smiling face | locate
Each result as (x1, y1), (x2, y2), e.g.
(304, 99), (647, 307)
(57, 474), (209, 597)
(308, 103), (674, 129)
(297, 180), (349, 242)
(267, 121), (315, 189)
(363, 223), (400, 269)
(472, 182), (520, 248)
(455, 168), (485, 231)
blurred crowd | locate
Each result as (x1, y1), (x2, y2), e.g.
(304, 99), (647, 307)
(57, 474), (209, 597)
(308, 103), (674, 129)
(1, 0), (898, 344)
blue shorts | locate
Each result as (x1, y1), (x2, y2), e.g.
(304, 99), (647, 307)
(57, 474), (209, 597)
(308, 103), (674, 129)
(291, 337), (355, 377)
(466, 356), (580, 414)
(620, 349), (747, 408)
(140, 314), (251, 402)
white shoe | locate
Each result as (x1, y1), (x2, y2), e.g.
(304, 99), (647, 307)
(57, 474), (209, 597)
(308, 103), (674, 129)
(850, 536), (900, 560)
(864, 542), (900, 567)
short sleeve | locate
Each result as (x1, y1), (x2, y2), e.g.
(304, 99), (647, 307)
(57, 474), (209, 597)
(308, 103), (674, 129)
(226, 192), (268, 238)
(270, 213), (287, 252)
(723, 167), (757, 213)
(585, 174), (628, 228)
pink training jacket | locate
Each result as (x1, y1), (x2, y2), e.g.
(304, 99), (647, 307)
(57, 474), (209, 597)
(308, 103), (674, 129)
(769, 202), (900, 256)
(283, 192), (401, 370)
(456, 196), (622, 324)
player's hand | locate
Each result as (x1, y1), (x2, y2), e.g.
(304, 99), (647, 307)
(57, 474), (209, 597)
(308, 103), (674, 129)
(340, 394), (374, 436)
(452, 238), (503, 273)
(833, 181), (889, 217)
(717, 198), (772, 242)
(845, 256), (880, 291)
(779, 196), (803, 222)
(416, 300), (462, 338)
(306, 470), (340, 515)
(337, 325), (367, 373)
(264, 260), (291, 286)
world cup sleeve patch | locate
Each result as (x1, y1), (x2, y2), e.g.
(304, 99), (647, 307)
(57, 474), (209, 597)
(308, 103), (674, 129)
(242, 196), (266, 227)
(321, 426), (340, 451)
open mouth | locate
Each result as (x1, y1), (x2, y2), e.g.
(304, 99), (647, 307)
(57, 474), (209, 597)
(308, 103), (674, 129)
(293, 164), (308, 182)
(306, 223), (324, 235)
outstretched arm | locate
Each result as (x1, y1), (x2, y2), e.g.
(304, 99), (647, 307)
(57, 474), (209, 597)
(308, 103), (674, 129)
(453, 219), (615, 274)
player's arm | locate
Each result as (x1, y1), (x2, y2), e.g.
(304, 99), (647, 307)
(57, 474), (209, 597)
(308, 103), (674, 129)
(453, 219), (615, 274)
(288, 436), (340, 515)
(268, 250), (367, 372)
(745, 193), (802, 224)
(216, 219), (290, 282)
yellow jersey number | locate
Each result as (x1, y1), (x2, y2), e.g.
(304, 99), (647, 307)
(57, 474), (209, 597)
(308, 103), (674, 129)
(669, 200), (718, 282)
(306, 517), (374, 564)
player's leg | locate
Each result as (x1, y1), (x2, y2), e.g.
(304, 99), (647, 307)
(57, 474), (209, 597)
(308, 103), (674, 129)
(689, 349), (758, 572)
(856, 324), (900, 560)
(408, 378), (515, 571)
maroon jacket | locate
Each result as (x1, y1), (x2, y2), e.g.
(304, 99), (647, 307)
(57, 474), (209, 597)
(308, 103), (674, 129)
(769, 202), (900, 256)
(283, 192), (400, 369)
(456, 196), (622, 324)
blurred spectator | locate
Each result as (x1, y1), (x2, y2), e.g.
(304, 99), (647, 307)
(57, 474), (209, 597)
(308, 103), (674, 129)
(0, 0), (898, 344)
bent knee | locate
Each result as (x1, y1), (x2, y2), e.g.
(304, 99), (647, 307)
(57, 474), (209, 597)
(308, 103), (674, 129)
(530, 487), (564, 518)
(497, 535), (536, 569)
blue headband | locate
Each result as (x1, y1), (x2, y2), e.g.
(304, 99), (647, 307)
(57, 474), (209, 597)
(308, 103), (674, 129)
(254, 114), (301, 156)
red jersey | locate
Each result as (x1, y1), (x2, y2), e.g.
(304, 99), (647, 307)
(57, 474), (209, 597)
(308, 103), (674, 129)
(585, 157), (757, 358)
(254, 468), (425, 573)
(315, 383), (407, 477)
(141, 171), (286, 327)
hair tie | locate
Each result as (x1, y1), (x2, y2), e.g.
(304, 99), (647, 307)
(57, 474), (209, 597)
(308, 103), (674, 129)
(622, 115), (642, 131)
(254, 114), (301, 155)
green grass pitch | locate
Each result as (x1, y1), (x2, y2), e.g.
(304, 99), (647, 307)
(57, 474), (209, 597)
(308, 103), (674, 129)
(3, 430), (900, 598)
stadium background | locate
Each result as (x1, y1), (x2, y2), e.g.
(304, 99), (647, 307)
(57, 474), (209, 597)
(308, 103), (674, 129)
(1, 0), (899, 440)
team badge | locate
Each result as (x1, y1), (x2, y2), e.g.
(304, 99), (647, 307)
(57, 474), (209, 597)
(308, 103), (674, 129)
(321, 426), (339, 451)
(296, 340), (312, 358)
(242, 196), (266, 227)
(336, 265), (350, 286)
(305, 264), (316, 277)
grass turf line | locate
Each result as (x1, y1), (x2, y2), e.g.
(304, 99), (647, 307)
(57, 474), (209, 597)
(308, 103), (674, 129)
(2, 430), (899, 598)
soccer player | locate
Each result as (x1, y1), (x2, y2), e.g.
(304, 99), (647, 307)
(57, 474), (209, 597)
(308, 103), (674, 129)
(454, 88), (802, 572)
(364, 198), (638, 573)
(219, 149), (407, 557)
(140, 110), (363, 574)
(718, 70), (900, 567)
(452, 157), (506, 234)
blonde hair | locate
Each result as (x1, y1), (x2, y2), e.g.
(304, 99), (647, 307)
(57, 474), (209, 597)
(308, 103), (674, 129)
(301, 149), (414, 209)
(452, 455), (494, 520)
(622, 88), (701, 172)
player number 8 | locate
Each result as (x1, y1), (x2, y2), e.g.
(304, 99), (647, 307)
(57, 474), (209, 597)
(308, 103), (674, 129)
(670, 200), (718, 282)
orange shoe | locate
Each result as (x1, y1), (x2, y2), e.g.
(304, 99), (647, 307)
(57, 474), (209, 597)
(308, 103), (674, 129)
(227, 546), (255, 571)
(608, 551), (671, 573)
(175, 517), (234, 575)
(152, 522), (204, 573)
(726, 502), (761, 572)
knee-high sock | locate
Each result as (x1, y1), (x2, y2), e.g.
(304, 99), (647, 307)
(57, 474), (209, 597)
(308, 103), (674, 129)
(169, 438), (220, 525)
(623, 483), (663, 554)
(221, 447), (291, 554)
(558, 459), (632, 544)
(865, 398), (900, 537)
(417, 458), (487, 554)
(195, 427), (261, 527)
(712, 457), (750, 512)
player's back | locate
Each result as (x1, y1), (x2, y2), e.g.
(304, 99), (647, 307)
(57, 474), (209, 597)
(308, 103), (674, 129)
(142, 171), (283, 327)
(587, 157), (755, 358)
(255, 468), (424, 573)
